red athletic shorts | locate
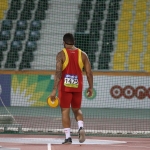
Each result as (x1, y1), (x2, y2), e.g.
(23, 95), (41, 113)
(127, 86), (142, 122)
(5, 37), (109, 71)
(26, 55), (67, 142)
(58, 91), (82, 108)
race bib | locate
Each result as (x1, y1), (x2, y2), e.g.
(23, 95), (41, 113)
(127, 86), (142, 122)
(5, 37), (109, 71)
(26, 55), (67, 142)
(64, 74), (78, 88)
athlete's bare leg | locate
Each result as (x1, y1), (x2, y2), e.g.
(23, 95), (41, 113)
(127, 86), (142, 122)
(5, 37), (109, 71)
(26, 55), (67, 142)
(61, 108), (71, 128)
(72, 108), (83, 121)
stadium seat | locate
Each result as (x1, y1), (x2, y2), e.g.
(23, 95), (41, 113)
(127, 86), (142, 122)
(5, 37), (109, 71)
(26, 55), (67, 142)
(143, 53), (150, 64)
(10, 41), (22, 51)
(1, 20), (13, 30)
(80, 1), (92, 12)
(28, 31), (40, 41)
(30, 20), (42, 31)
(132, 22), (144, 32)
(23, 0), (35, 11)
(113, 53), (126, 63)
(104, 21), (116, 32)
(25, 41), (37, 52)
(88, 40), (98, 54)
(117, 31), (129, 42)
(117, 21), (130, 32)
(16, 20), (28, 31)
(146, 44), (150, 52)
(128, 63), (141, 71)
(6, 51), (19, 63)
(130, 42), (143, 53)
(10, 0), (21, 10)
(22, 51), (34, 62)
(135, 1), (147, 11)
(143, 65), (150, 72)
(103, 32), (115, 43)
(99, 53), (111, 64)
(90, 21), (102, 38)
(20, 9), (32, 20)
(132, 32), (144, 42)
(107, 10), (119, 22)
(0, 30), (11, 40)
(5, 62), (16, 69)
(113, 64), (125, 71)
(6, 9), (18, 20)
(120, 11), (133, 21)
(101, 42), (113, 53)
(92, 11), (104, 22)
(34, 10), (46, 20)
(0, 41), (7, 51)
(0, 51), (4, 62)
(115, 42), (129, 53)
(14, 30), (26, 41)
(121, 1), (134, 11)
(128, 53), (140, 64)
(37, 0), (48, 11)
(19, 62), (31, 70)
(134, 11), (146, 22)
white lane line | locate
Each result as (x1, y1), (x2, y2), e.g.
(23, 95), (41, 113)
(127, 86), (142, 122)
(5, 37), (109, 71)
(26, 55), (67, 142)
(47, 143), (51, 150)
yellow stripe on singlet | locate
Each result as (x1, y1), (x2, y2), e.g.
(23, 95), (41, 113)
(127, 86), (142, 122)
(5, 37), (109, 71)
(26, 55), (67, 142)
(62, 48), (84, 71)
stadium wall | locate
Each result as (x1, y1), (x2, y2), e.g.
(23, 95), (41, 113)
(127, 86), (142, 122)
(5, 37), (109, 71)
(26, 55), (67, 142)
(0, 71), (150, 108)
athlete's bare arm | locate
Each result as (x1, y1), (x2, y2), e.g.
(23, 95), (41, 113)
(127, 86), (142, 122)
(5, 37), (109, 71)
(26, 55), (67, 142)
(49, 51), (64, 101)
(53, 51), (64, 90)
(82, 51), (93, 96)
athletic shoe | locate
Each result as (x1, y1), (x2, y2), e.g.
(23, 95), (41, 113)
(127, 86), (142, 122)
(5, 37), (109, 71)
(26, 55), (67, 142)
(62, 137), (72, 144)
(78, 127), (85, 143)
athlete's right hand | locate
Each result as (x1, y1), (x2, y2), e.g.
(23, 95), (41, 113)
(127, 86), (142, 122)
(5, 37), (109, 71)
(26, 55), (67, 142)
(86, 87), (93, 97)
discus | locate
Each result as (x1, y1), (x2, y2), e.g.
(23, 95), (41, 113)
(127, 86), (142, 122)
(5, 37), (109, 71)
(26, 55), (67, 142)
(47, 96), (59, 108)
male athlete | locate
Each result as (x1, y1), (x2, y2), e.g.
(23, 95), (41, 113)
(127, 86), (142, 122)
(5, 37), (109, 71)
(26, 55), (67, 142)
(49, 33), (93, 144)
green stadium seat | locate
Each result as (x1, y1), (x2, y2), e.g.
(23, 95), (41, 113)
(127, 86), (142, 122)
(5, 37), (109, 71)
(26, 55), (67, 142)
(16, 20), (28, 31)
(0, 51), (4, 62)
(20, 9), (32, 20)
(0, 41), (7, 51)
(34, 10), (46, 20)
(10, 0), (21, 10)
(28, 31), (40, 41)
(37, 0), (48, 11)
(6, 9), (18, 20)
(0, 30), (11, 40)
(23, 0), (35, 11)
(101, 42), (113, 53)
(10, 41), (22, 51)
(19, 62), (31, 70)
(14, 30), (26, 41)
(1, 20), (13, 30)
(30, 20), (42, 31)
(5, 62), (16, 69)
(6, 51), (19, 63)
(22, 51), (34, 62)
(103, 32), (115, 43)
(25, 41), (37, 52)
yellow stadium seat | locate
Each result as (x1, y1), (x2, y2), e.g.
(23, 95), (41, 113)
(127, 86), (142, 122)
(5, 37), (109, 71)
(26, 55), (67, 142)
(132, 32), (144, 42)
(132, 22), (144, 32)
(121, 2), (134, 11)
(113, 53), (126, 63)
(146, 34), (150, 42)
(146, 44), (150, 52)
(134, 11), (147, 21)
(131, 42), (143, 53)
(143, 53), (150, 64)
(117, 32), (129, 42)
(146, 22), (150, 32)
(143, 65), (150, 72)
(120, 11), (133, 21)
(116, 42), (129, 53)
(128, 53), (140, 64)
(135, 2), (147, 11)
(0, 1), (8, 10)
(113, 64), (125, 71)
(118, 21), (130, 31)
(128, 63), (141, 71)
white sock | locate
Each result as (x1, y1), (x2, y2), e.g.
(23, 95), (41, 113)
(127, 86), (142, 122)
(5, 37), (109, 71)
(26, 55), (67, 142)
(78, 120), (83, 129)
(64, 128), (71, 139)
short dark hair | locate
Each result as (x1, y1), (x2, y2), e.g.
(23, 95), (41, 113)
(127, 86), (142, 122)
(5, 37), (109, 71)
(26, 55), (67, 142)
(63, 33), (74, 45)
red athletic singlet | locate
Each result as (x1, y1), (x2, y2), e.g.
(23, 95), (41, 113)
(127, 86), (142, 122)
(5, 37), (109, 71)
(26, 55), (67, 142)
(59, 48), (84, 92)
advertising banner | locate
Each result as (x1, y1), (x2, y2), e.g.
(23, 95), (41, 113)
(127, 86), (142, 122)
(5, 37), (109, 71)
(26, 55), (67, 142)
(11, 74), (54, 106)
(0, 75), (11, 106)
(82, 76), (150, 108)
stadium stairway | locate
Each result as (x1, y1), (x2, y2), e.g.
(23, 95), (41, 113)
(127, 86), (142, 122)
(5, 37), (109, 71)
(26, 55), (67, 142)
(31, 0), (82, 70)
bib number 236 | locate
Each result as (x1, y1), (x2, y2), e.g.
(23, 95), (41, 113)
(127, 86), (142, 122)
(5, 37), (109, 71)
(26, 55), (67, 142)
(64, 74), (78, 88)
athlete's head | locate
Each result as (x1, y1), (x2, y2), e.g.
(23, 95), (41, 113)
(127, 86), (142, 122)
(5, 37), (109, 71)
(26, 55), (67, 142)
(63, 33), (75, 48)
